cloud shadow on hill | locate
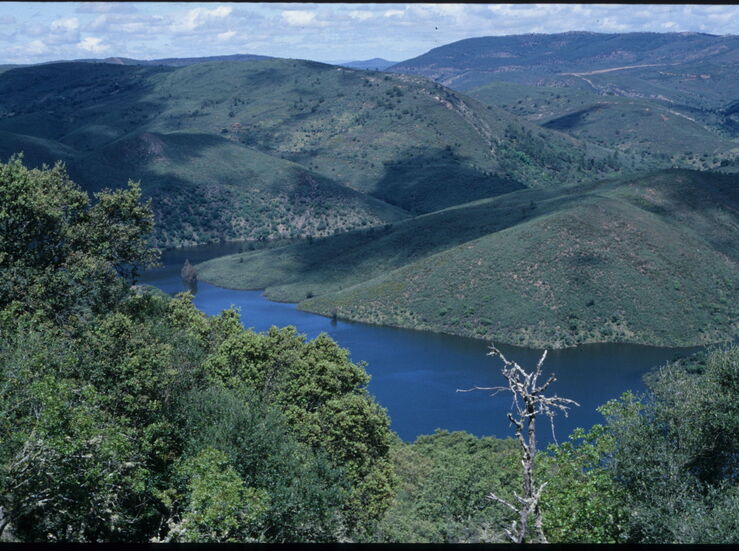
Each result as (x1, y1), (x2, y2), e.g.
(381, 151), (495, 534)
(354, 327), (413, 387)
(369, 146), (525, 213)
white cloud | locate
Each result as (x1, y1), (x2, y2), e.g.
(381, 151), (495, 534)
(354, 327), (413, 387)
(348, 10), (374, 22)
(217, 30), (236, 41)
(76, 3), (137, 15)
(51, 17), (80, 32)
(48, 17), (81, 45)
(172, 5), (233, 33)
(78, 36), (110, 54)
(430, 4), (466, 18)
(384, 9), (404, 18)
(281, 10), (322, 27)
(26, 39), (49, 56)
(88, 13), (166, 35)
(599, 17), (631, 32)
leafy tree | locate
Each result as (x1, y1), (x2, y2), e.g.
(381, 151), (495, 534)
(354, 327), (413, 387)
(171, 385), (348, 542)
(539, 346), (738, 544)
(539, 424), (629, 543)
(154, 447), (269, 543)
(374, 431), (519, 543)
(0, 158), (395, 542)
(196, 311), (397, 537)
(0, 155), (157, 322)
(0, 374), (155, 542)
(602, 346), (739, 543)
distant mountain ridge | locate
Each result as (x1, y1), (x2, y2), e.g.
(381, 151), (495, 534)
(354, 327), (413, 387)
(388, 31), (739, 167)
(57, 53), (273, 67)
(388, 31), (739, 90)
(339, 58), (398, 71)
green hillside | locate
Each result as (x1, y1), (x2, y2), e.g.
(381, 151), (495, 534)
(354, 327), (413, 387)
(0, 58), (635, 246)
(568, 60), (739, 113)
(198, 170), (739, 348)
(71, 131), (408, 246)
(465, 81), (737, 165)
(391, 32), (739, 168)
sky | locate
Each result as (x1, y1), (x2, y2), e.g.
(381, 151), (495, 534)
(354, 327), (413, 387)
(1, 2), (738, 65)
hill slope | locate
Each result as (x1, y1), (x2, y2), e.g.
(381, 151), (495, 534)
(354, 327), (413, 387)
(465, 81), (737, 165)
(389, 32), (739, 91)
(198, 170), (739, 348)
(0, 58), (635, 246)
(393, 32), (739, 171)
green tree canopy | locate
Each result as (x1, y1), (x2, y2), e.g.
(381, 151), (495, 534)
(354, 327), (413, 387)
(0, 158), (396, 542)
(0, 154), (157, 323)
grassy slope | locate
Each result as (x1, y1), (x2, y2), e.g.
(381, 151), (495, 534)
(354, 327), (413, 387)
(197, 183), (589, 299)
(73, 131), (408, 246)
(466, 81), (735, 162)
(0, 61), (408, 247)
(578, 61), (739, 112)
(392, 32), (739, 168)
(0, 58), (635, 246)
(139, 58), (634, 207)
(198, 170), (738, 348)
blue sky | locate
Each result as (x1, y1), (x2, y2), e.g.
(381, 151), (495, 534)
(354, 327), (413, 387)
(1, 3), (738, 65)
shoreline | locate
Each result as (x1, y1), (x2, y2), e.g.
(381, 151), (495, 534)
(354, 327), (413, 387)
(194, 275), (726, 352)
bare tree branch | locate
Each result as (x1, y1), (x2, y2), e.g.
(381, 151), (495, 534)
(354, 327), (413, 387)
(458, 344), (579, 543)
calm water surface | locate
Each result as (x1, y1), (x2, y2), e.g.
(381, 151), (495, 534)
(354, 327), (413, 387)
(140, 243), (701, 445)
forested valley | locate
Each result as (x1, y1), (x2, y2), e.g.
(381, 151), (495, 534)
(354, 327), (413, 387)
(1, 157), (736, 543)
(1, 27), (739, 544)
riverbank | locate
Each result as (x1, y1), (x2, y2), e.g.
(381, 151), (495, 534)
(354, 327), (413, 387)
(140, 245), (702, 444)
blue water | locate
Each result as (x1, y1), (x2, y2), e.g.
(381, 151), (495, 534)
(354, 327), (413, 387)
(140, 243), (701, 446)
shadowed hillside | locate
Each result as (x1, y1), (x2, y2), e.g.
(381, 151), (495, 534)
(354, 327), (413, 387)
(0, 57), (636, 246)
(391, 33), (739, 173)
(198, 170), (738, 348)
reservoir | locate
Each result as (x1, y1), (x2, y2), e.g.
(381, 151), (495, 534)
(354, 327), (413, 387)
(140, 243), (701, 446)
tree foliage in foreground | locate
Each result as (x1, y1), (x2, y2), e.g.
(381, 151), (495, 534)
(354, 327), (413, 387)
(373, 430), (520, 543)
(602, 346), (739, 543)
(0, 157), (395, 542)
(0, 156), (735, 543)
(0, 155), (157, 322)
(375, 346), (738, 544)
(540, 345), (739, 544)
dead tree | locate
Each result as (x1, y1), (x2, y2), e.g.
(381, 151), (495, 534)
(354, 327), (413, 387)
(181, 259), (197, 293)
(458, 345), (579, 543)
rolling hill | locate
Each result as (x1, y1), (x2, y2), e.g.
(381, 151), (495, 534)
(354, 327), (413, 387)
(388, 32), (739, 91)
(0, 57), (634, 247)
(390, 32), (739, 172)
(197, 170), (739, 349)
(464, 81), (738, 166)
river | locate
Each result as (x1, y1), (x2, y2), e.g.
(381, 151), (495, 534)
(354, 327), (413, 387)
(140, 243), (701, 446)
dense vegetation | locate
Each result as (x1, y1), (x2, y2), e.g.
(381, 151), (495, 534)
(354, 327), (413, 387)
(199, 169), (738, 348)
(1, 159), (736, 543)
(0, 158), (395, 542)
(374, 345), (739, 544)
(0, 57), (635, 247)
